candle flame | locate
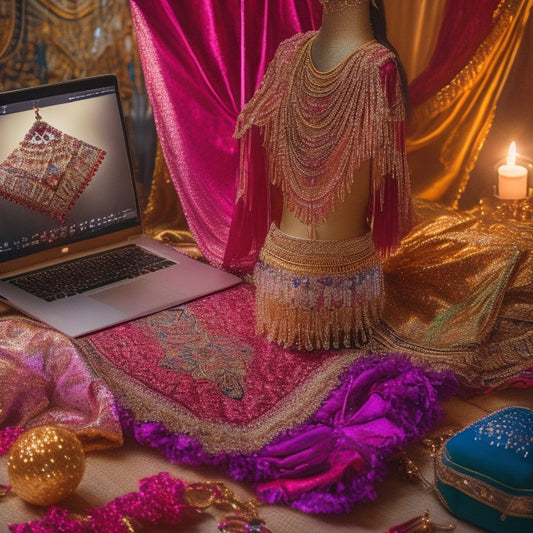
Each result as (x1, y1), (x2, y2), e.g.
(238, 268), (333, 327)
(506, 142), (517, 166)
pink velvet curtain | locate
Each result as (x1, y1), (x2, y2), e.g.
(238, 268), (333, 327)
(129, 0), (509, 270)
(129, 0), (321, 271)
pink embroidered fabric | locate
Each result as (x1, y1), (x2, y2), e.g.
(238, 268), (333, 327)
(0, 317), (123, 451)
(74, 284), (458, 513)
(129, 0), (322, 271)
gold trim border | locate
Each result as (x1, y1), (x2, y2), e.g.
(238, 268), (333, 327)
(413, 0), (520, 120)
(435, 448), (533, 519)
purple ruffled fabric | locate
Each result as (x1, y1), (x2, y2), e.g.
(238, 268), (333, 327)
(120, 354), (457, 514)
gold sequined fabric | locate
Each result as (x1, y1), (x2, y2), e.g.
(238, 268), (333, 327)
(376, 198), (533, 390)
(254, 224), (383, 351)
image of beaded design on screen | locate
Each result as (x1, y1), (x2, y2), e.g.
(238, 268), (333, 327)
(0, 106), (106, 222)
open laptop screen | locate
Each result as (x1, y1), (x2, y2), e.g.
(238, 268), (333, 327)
(0, 76), (140, 267)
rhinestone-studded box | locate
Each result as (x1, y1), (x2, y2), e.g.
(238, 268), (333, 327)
(435, 406), (533, 533)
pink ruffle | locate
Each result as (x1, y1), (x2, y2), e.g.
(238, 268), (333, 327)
(9, 472), (199, 532)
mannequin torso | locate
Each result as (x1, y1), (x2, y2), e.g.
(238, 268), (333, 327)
(279, 158), (371, 240)
(234, 0), (412, 350)
(279, 4), (375, 241)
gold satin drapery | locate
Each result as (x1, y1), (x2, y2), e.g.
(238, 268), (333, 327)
(406, 0), (532, 207)
(378, 198), (533, 390)
(384, 0), (447, 82)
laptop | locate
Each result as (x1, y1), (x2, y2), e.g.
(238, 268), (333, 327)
(0, 74), (241, 337)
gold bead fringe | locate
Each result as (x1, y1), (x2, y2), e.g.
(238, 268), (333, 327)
(254, 224), (384, 351)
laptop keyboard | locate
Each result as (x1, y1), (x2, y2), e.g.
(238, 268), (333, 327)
(5, 244), (176, 302)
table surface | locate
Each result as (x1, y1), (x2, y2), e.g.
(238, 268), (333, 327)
(2, 386), (532, 532)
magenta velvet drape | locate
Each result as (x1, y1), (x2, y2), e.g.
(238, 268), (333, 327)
(129, 0), (322, 270)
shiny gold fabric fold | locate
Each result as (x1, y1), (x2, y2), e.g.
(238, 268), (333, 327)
(384, 0), (447, 81)
(407, 0), (532, 207)
(142, 142), (200, 259)
(376, 199), (533, 390)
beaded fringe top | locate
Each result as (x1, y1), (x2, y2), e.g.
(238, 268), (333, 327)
(235, 31), (412, 253)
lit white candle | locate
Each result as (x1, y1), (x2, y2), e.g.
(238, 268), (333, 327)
(498, 142), (528, 199)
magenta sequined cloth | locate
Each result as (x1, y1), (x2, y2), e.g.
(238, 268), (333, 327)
(76, 284), (458, 513)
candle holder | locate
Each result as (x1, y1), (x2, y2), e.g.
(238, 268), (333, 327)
(493, 153), (532, 200)
(481, 185), (533, 223)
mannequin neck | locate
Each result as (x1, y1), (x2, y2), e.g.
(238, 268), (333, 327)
(311, 4), (374, 71)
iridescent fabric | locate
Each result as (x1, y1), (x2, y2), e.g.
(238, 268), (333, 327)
(0, 316), (123, 451)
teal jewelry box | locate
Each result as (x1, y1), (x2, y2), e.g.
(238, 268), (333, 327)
(435, 406), (533, 533)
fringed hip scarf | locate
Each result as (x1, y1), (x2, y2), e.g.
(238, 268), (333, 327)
(254, 223), (384, 351)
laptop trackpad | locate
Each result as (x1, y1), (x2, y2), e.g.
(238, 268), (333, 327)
(88, 278), (185, 315)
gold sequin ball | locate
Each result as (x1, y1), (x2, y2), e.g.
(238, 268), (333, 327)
(7, 425), (86, 506)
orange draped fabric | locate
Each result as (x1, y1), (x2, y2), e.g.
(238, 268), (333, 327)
(406, 0), (532, 207)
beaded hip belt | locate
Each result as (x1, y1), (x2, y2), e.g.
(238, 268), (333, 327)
(254, 224), (384, 351)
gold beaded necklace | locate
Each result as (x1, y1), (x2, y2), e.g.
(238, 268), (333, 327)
(235, 31), (410, 251)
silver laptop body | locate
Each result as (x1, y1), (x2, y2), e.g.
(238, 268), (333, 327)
(0, 75), (240, 337)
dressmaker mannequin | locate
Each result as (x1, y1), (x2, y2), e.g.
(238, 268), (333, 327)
(234, 0), (413, 351)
